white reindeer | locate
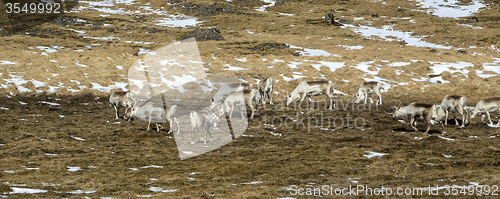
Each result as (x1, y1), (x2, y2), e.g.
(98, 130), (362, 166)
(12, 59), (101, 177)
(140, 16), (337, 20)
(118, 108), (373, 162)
(223, 89), (262, 119)
(469, 97), (500, 126)
(391, 102), (444, 135)
(212, 83), (252, 105)
(128, 101), (180, 133)
(189, 104), (225, 144)
(285, 81), (335, 109)
(435, 95), (468, 128)
(109, 91), (135, 120)
(353, 81), (382, 105)
(258, 78), (274, 105)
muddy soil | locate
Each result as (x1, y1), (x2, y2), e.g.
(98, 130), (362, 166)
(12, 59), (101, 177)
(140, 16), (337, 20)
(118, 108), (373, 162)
(0, 94), (499, 198)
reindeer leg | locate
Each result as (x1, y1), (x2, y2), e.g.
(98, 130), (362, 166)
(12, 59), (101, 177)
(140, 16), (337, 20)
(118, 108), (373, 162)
(250, 105), (255, 119)
(377, 93), (382, 105)
(423, 111), (432, 135)
(208, 127), (213, 142)
(239, 105), (245, 119)
(464, 108), (470, 125)
(147, 115), (151, 131)
(298, 94), (307, 108)
(174, 119), (180, 134)
(437, 119), (445, 134)
(452, 111), (458, 126)
(167, 118), (172, 134)
(410, 117), (418, 132)
(444, 109), (449, 125)
(497, 109), (500, 126)
(307, 96), (314, 109)
(127, 108), (132, 121)
(204, 127), (209, 144)
(424, 119), (431, 135)
(458, 109), (466, 128)
(156, 123), (160, 132)
(269, 91), (273, 105)
(114, 106), (119, 119)
(486, 110), (493, 125)
(191, 127), (196, 144)
(368, 93), (374, 104)
(203, 127), (207, 144)
(229, 104), (235, 119)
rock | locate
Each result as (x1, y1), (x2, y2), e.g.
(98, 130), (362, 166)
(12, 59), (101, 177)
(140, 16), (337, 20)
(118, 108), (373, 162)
(148, 28), (161, 34)
(466, 16), (479, 23)
(339, 19), (349, 24)
(429, 49), (438, 53)
(325, 13), (335, 24)
(93, 21), (104, 26)
(178, 28), (225, 41)
(457, 50), (467, 54)
(275, 0), (284, 5)
(107, 28), (114, 33)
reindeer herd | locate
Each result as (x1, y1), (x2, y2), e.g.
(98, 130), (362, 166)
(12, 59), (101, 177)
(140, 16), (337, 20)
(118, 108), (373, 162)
(109, 79), (500, 143)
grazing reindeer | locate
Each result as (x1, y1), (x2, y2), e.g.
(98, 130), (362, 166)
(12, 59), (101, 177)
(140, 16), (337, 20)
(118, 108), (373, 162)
(435, 95), (469, 128)
(223, 89), (262, 119)
(353, 81), (382, 105)
(258, 78), (274, 105)
(469, 97), (500, 126)
(109, 91), (135, 120)
(391, 102), (444, 135)
(285, 81), (336, 109)
(212, 83), (252, 105)
(190, 104), (225, 144)
(128, 101), (180, 133)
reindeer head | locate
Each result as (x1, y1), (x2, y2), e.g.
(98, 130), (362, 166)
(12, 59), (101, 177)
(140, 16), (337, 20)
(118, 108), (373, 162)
(433, 106), (446, 121)
(469, 109), (482, 120)
(285, 91), (299, 107)
(125, 99), (139, 120)
(390, 101), (402, 119)
(353, 92), (365, 103)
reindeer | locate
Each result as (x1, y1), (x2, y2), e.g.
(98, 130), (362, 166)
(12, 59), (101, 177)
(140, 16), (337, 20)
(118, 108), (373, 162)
(190, 104), (225, 144)
(212, 82), (252, 105)
(285, 81), (336, 109)
(353, 81), (382, 105)
(435, 95), (469, 128)
(391, 102), (444, 135)
(469, 97), (500, 126)
(109, 91), (135, 120)
(223, 89), (262, 119)
(258, 78), (274, 105)
(128, 101), (180, 134)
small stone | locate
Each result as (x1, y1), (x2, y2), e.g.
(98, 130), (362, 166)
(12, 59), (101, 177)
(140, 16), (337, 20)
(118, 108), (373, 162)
(339, 19), (349, 24)
(466, 16), (479, 23)
(148, 28), (160, 34)
(325, 13), (335, 24)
